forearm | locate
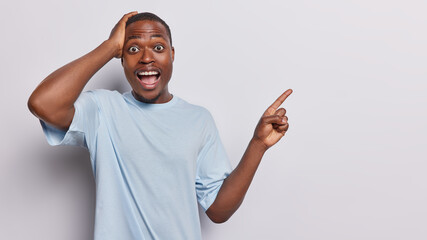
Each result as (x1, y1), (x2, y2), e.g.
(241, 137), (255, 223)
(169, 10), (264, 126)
(28, 40), (117, 128)
(206, 138), (267, 223)
(206, 90), (293, 223)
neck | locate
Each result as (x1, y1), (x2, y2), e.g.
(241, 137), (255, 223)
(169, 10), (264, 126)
(132, 90), (173, 104)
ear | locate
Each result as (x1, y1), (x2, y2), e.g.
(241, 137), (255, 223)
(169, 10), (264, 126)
(171, 46), (175, 62)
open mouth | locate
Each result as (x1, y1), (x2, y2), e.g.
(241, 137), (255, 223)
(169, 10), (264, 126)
(136, 70), (161, 89)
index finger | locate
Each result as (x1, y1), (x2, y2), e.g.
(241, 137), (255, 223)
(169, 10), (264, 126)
(265, 89), (293, 115)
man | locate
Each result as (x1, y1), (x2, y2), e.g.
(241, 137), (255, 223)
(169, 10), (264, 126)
(28, 11), (292, 240)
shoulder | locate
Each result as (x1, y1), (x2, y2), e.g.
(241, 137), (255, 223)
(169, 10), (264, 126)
(175, 97), (214, 120)
(174, 97), (219, 136)
(76, 89), (127, 115)
(81, 89), (124, 104)
(84, 89), (122, 99)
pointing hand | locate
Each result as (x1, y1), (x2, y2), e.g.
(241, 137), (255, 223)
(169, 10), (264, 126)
(252, 89), (293, 150)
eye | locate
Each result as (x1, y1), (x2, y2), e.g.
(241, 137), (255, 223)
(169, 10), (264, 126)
(128, 46), (140, 53)
(154, 45), (165, 51)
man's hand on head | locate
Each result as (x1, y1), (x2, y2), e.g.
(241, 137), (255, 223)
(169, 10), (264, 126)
(252, 89), (293, 151)
(108, 11), (139, 59)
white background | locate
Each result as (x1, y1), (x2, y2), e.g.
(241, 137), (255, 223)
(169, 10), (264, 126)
(1, 0), (426, 239)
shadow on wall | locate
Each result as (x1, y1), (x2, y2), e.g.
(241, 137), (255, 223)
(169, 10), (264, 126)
(16, 135), (96, 240)
(199, 204), (216, 235)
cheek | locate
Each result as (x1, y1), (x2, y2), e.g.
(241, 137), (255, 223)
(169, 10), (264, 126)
(123, 53), (140, 64)
(122, 62), (136, 81)
(122, 57), (136, 71)
(158, 55), (173, 69)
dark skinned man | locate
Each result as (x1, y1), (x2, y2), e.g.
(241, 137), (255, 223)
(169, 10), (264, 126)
(28, 11), (293, 240)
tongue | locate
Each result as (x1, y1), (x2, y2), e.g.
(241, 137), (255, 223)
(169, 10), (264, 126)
(140, 75), (158, 84)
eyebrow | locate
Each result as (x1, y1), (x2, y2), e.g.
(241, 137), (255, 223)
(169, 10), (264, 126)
(150, 34), (164, 39)
(127, 35), (141, 40)
(126, 34), (166, 42)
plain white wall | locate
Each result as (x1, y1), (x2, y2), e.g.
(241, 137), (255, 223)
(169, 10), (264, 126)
(1, 0), (426, 239)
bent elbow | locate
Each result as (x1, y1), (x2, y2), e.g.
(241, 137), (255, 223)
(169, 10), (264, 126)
(27, 94), (73, 130)
(27, 94), (42, 117)
(27, 94), (50, 120)
(209, 215), (230, 224)
(206, 208), (232, 224)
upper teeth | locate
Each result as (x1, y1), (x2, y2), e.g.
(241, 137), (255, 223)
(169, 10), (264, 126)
(138, 71), (158, 76)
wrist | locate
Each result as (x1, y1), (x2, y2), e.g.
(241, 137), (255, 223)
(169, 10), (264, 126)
(249, 137), (269, 153)
(102, 39), (122, 58)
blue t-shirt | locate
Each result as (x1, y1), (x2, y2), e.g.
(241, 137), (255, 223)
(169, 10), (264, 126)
(40, 90), (232, 240)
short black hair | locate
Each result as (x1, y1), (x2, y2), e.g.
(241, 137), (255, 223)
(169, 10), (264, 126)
(126, 12), (172, 46)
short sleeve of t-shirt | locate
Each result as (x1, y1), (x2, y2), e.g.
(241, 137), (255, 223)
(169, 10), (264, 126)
(40, 91), (100, 149)
(195, 111), (232, 211)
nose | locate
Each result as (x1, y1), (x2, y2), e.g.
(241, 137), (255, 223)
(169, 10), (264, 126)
(139, 48), (154, 64)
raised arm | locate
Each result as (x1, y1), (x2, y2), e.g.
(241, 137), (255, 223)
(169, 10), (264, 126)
(27, 11), (138, 130)
(206, 89), (293, 223)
